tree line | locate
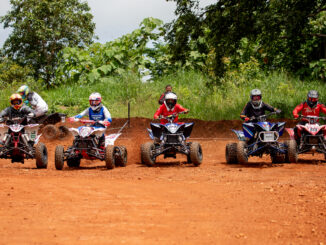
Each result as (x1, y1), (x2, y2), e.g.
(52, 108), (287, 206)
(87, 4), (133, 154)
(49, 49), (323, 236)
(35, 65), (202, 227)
(0, 0), (325, 88)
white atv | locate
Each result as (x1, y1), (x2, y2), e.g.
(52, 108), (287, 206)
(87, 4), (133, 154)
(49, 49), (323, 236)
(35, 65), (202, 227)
(54, 118), (127, 170)
(0, 117), (48, 168)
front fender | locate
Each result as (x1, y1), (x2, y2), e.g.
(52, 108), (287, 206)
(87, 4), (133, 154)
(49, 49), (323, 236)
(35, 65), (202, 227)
(105, 133), (121, 146)
(285, 128), (295, 140)
(147, 128), (154, 140)
(231, 129), (246, 141)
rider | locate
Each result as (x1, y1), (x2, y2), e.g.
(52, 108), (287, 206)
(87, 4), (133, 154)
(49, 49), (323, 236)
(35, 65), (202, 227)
(74, 92), (112, 146)
(17, 85), (48, 117)
(0, 94), (35, 122)
(240, 89), (280, 122)
(292, 90), (326, 142)
(293, 90), (326, 122)
(154, 92), (189, 124)
(158, 85), (174, 105)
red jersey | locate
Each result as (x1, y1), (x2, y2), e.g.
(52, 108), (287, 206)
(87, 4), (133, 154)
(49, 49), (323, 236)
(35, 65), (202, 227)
(154, 103), (187, 124)
(293, 102), (326, 119)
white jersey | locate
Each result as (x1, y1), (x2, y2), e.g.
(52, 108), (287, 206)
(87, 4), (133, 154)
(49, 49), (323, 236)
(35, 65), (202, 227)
(27, 92), (48, 117)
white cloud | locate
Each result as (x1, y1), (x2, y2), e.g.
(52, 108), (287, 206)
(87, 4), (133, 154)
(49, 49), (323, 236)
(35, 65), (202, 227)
(0, 0), (217, 46)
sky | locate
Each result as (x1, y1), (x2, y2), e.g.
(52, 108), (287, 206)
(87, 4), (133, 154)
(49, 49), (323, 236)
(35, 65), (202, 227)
(0, 0), (216, 47)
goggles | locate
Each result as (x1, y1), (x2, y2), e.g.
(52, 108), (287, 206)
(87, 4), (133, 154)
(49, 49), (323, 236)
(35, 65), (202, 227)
(90, 100), (100, 106)
(11, 99), (22, 105)
(308, 97), (318, 102)
(252, 95), (261, 101)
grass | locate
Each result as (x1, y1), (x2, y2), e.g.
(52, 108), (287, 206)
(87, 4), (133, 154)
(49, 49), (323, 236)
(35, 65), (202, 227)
(0, 70), (325, 121)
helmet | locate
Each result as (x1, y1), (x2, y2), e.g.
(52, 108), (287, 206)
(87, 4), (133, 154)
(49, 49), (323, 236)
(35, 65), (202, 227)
(250, 89), (262, 109)
(17, 85), (30, 100)
(10, 93), (23, 110)
(307, 90), (319, 108)
(164, 92), (177, 110)
(89, 92), (102, 111)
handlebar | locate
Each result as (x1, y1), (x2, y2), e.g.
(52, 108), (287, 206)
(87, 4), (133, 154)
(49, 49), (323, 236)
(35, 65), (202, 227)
(158, 111), (188, 120)
(296, 115), (326, 120)
(0, 116), (33, 125)
(248, 111), (281, 122)
(68, 117), (110, 127)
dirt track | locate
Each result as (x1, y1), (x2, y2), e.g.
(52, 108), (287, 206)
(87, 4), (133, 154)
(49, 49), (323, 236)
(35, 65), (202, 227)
(0, 118), (326, 244)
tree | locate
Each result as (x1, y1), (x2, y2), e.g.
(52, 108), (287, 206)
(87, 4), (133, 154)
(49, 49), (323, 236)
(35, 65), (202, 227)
(165, 0), (326, 80)
(0, 0), (95, 87)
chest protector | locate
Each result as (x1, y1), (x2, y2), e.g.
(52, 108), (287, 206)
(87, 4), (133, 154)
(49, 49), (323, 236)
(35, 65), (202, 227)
(89, 107), (105, 121)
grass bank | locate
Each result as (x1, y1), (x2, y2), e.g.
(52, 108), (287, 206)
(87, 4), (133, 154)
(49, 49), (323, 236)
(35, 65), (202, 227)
(0, 70), (325, 120)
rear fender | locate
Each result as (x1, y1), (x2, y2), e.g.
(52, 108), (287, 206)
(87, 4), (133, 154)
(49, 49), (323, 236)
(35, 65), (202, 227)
(231, 129), (246, 141)
(105, 133), (121, 146)
(285, 128), (295, 139)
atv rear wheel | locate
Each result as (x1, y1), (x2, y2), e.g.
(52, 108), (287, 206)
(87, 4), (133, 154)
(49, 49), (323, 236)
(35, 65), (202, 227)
(55, 145), (65, 170)
(42, 124), (58, 140)
(225, 142), (238, 164)
(237, 141), (248, 164)
(67, 158), (81, 168)
(105, 145), (115, 169)
(35, 143), (48, 169)
(190, 142), (203, 166)
(285, 140), (298, 163)
(141, 142), (156, 167)
(115, 146), (127, 167)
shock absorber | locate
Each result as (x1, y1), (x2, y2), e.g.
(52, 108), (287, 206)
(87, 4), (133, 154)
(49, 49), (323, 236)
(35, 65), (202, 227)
(3, 134), (10, 146)
(21, 134), (29, 146)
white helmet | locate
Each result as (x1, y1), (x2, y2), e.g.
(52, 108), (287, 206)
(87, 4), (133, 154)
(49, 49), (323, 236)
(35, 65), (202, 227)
(89, 92), (102, 111)
(164, 92), (177, 110)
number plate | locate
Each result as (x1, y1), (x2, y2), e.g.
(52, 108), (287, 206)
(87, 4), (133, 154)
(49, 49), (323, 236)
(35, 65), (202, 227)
(263, 132), (275, 142)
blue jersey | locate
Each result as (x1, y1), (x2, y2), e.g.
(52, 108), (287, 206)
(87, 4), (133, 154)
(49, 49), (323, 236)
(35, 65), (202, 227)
(89, 107), (105, 121)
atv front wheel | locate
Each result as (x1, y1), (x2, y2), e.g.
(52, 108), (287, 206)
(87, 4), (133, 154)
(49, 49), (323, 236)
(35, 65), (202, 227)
(42, 124), (58, 140)
(105, 145), (116, 169)
(67, 158), (81, 168)
(35, 143), (48, 169)
(225, 142), (238, 164)
(116, 146), (127, 167)
(190, 142), (203, 166)
(55, 145), (65, 170)
(141, 142), (156, 167)
(285, 140), (298, 163)
(237, 141), (248, 164)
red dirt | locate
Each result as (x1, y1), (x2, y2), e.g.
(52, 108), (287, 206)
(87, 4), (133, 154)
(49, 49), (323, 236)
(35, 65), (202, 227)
(0, 118), (326, 244)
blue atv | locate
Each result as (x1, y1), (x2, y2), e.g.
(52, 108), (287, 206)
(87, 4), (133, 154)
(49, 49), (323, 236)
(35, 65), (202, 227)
(225, 112), (295, 164)
(141, 113), (203, 167)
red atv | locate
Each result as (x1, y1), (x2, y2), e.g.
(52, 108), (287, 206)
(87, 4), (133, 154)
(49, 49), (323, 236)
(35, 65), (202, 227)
(286, 116), (326, 161)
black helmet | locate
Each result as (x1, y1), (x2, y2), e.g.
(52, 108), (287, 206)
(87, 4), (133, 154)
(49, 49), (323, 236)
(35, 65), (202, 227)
(250, 89), (262, 109)
(164, 92), (177, 110)
(307, 90), (319, 108)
